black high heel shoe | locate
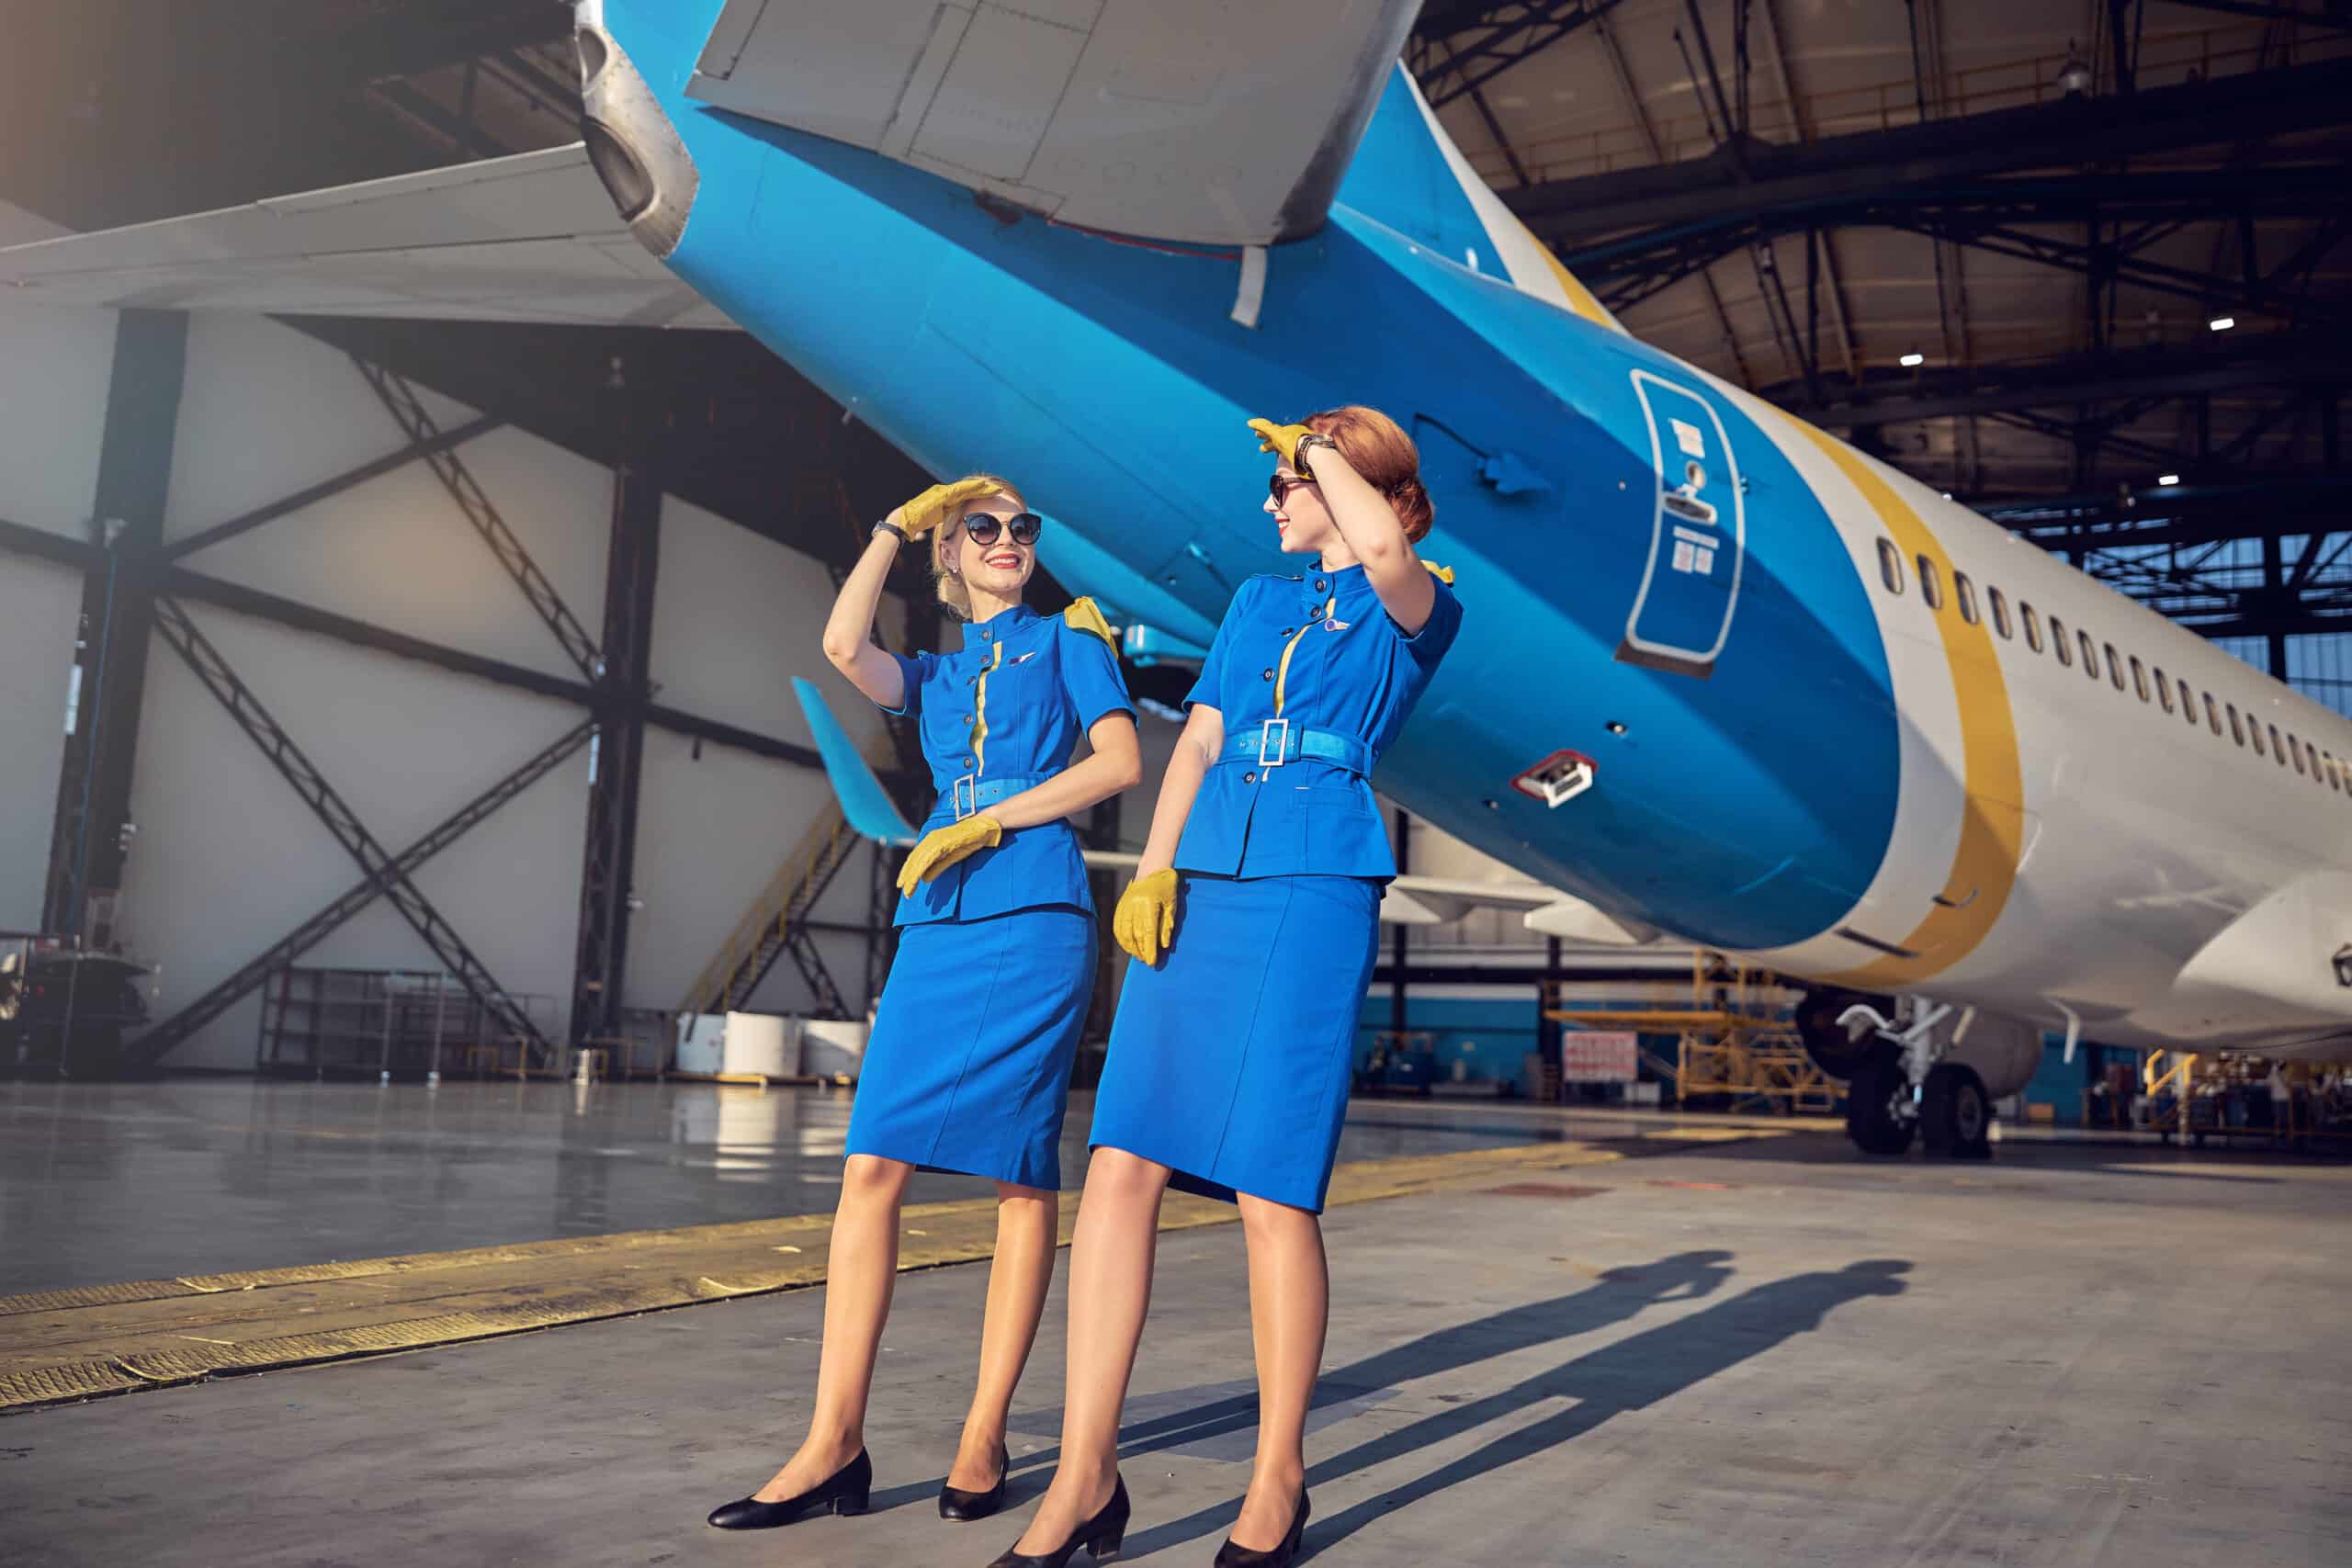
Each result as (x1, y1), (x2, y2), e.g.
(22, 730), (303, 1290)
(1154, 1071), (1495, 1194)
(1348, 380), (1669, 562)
(985, 1473), (1129, 1566)
(706, 1449), (873, 1530)
(941, 1440), (1011, 1522)
(1214, 1487), (1308, 1568)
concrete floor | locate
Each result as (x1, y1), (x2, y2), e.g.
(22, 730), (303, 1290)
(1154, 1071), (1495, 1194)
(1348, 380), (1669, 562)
(0, 1078), (1583, 1293)
(5, 1126), (2348, 1565)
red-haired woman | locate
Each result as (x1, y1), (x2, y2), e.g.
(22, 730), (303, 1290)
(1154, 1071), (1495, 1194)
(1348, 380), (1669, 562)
(708, 476), (1141, 1534)
(989, 410), (1463, 1568)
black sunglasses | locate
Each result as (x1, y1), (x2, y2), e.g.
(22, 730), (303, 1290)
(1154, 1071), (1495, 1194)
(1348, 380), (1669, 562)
(963, 512), (1043, 547)
(1269, 473), (1317, 505)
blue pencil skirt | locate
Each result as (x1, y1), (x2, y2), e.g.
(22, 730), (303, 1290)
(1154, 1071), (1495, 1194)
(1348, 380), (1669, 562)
(1090, 874), (1382, 1213)
(845, 903), (1095, 1190)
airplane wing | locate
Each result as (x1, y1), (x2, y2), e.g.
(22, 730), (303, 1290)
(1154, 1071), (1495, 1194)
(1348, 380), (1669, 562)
(0, 144), (735, 328)
(684, 0), (1421, 246)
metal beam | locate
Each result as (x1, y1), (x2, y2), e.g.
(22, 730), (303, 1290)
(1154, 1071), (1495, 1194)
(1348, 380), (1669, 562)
(162, 564), (819, 768)
(1416, 2), (1632, 110)
(164, 413), (503, 563)
(149, 596), (557, 1067)
(1509, 56), (2352, 245)
(353, 357), (603, 681)
(43, 310), (186, 947)
(1766, 331), (2340, 423)
(0, 515), (102, 571)
(129, 718), (595, 1067)
(571, 434), (661, 1051)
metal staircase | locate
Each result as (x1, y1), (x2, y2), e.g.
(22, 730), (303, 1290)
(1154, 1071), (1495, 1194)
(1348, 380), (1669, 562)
(680, 806), (865, 1021)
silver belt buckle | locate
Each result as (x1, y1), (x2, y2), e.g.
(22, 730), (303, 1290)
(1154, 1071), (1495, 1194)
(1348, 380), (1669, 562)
(1257, 717), (1290, 770)
(952, 774), (978, 820)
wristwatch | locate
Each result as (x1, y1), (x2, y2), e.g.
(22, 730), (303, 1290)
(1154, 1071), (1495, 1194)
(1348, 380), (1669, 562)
(1292, 432), (1339, 472)
(873, 519), (910, 545)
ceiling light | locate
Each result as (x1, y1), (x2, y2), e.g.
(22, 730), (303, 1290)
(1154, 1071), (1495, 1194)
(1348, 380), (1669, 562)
(2158, 473), (2180, 487)
(1900, 350), (1925, 367)
(2208, 314), (2235, 332)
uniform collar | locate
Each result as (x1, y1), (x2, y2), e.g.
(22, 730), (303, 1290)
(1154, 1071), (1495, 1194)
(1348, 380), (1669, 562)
(959, 601), (1038, 650)
(1298, 562), (1371, 603)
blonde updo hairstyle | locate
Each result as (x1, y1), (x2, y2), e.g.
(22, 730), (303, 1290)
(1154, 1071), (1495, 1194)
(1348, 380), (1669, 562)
(1301, 405), (1434, 542)
(929, 472), (1028, 621)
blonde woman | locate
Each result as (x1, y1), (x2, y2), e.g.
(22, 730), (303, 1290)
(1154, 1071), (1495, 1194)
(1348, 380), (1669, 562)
(707, 476), (1140, 1532)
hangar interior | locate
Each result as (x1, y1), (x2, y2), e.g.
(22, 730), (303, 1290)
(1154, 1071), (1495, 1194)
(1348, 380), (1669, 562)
(1, 0), (2346, 1124)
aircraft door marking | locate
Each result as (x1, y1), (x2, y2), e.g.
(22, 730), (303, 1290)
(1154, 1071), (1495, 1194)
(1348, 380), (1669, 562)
(1618, 370), (1746, 678)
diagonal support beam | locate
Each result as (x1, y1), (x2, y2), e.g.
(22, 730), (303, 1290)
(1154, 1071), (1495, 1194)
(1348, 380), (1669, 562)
(164, 413), (503, 563)
(129, 718), (594, 1066)
(149, 596), (557, 1068)
(353, 357), (603, 681)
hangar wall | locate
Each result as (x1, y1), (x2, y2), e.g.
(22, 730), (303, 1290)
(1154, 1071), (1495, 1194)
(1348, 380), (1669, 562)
(3, 307), (910, 1069)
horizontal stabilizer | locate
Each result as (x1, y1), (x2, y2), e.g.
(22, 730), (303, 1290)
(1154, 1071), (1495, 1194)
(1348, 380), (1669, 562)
(791, 678), (919, 846)
(0, 146), (735, 328)
(685, 0), (1419, 245)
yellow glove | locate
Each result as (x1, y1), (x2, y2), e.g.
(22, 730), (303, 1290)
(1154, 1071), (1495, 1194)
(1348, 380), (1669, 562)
(1247, 417), (1316, 470)
(1112, 869), (1181, 966)
(894, 477), (1005, 539)
(896, 816), (1001, 897)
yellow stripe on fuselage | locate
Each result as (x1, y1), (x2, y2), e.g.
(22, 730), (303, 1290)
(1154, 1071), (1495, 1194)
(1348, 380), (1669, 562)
(969, 642), (1003, 775)
(1785, 420), (2028, 987)
(1526, 224), (1619, 331)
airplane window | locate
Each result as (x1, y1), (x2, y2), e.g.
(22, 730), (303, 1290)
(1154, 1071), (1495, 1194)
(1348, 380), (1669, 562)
(2154, 666), (2173, 712)
(2270, 724), (2287, 767)
(1988, 587), (2013, 639)
(2207, 694), (2223, 736)
(2251, 717), (2267, 756)
(2228, 704), (2245, 746)
(1954, 572), (1980, 625)
(2129, 656), (2149, 702)
(2104, 643), (2125, 692)
(2051, 615), (2072, 665)
(1917, 554), (1944, 610)
(2021, 603), (2043, 651)
(2182, 679), (2199, 726)
(2292, 736), (2309, 777)
(1876, 538), (1904, 593)
(2329, 753), (2344, 793)
(2079, 630), (2100, 680)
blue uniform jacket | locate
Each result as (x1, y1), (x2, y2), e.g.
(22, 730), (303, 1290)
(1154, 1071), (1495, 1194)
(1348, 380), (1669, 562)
(878, 599), (1134, 926)
(1176, 562), (1464, 881)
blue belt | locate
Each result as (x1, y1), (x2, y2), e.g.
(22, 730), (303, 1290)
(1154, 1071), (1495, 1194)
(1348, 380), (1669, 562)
(1215, 720), (1373, 776)
(938, 773), (1052, 821)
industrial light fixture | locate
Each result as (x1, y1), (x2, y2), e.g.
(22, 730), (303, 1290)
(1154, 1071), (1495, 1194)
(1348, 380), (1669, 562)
(2208, 314), (2235, 332)
(2056, 43), (2094, 98)
(1900, 349), (1926, 367)
(2158, 472), (2181, 487)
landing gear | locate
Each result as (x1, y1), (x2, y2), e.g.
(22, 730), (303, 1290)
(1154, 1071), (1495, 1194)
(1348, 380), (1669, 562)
(1844, 1048), (1916, 1156)
(1920, 1064), (1992, 1159)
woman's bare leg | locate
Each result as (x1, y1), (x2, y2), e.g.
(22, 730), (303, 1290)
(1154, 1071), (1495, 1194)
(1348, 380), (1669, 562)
(949, 1181), (1058, 1489)
(1012, 1147), (1170, 1551)
(752, 1154), (911, 1500)
(1229, 1194), (1327, 1550)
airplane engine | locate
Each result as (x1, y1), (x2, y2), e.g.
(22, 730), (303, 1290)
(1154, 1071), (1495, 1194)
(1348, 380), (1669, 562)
(1794, 987), (1891, 1079)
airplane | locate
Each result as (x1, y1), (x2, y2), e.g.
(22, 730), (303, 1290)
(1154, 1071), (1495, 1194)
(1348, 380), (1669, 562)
(6, 0), (2348, 1160)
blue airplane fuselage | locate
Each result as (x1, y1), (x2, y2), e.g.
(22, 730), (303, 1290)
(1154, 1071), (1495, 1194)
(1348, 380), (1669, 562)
(605, 0), (1902, 953)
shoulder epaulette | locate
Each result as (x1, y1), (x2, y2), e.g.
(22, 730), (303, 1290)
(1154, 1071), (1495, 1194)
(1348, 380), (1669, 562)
(1424, 561), (1457, 585)
(1061, 596), (1119, 648)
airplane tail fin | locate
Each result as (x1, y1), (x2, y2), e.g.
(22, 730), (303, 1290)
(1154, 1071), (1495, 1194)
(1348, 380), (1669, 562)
(790, 678), (920, 846)
(1336, 66), (1624, 334)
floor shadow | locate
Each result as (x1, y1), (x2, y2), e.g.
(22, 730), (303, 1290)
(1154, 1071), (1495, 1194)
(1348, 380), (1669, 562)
(1115, 1258), (1911, 1560)
(1001, 1248), (1737, 1484)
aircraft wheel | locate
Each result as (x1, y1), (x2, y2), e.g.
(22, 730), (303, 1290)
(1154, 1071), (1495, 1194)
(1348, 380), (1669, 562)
(1921, 1063), (1993, 1159)
(1845, 1053), (1915, 1156)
